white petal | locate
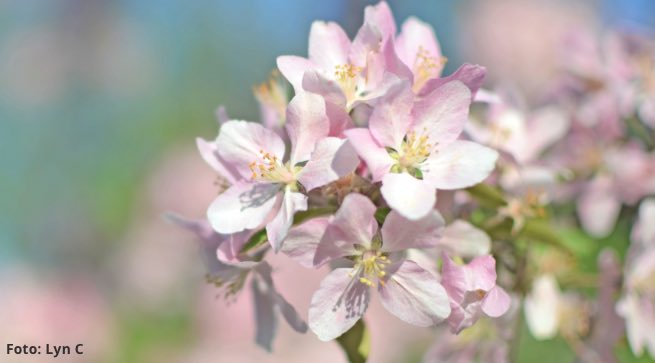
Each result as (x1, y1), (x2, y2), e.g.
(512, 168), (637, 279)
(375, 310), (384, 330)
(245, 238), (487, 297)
(381, 173), (436, 220)
(207, 181), (280, 234)
(423, 140), (498, 190)
(298, 137), (359, 191)
(378, 260), (451, 326)
(309, 268), (370, 341)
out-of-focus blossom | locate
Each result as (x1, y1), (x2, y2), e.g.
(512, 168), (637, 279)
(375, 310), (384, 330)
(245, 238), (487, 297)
(460, 0), (596, 99)
(423, 299), (518, 363)
(169, 214), (307, 351)
(441, 254), (511, 334)
(254, 70), (292, 138)
(346, 81), (498, 220)
(617, 199), (655, 358)
(524, 274), (589, 340)
(282, 193), (450, 341)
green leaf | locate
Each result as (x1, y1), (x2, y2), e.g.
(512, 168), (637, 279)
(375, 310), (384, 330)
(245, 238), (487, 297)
(336, 319), (370, 363)
(466, 183), (506, 208)
(374, 207), (391, 225)
(240, 206), (338, 253)
(520, 219), (574, 255)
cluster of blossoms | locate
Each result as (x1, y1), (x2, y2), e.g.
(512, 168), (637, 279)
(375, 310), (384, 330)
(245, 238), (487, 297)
(170, 2), (655, 362)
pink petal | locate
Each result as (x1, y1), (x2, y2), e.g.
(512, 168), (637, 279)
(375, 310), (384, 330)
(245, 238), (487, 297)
(350, 22), (382, 67)
(380, 209), (444, 253)
(281, 217), (330, 268)
(308, 268), (370, 341)
(216, 120), (286, 180)
(395, 17), (443, 76)
(325, 100), (354, 136)
(378, 260), (451, 326)
(302, 69), (347, 107)
(438, 220), (491, 258)
(411, 80), (471, 145)
(482, 286), (511, 318)
(266, 190), (308, 252)
(251, 278), (278, 351)
(344, 128), (395, 182)
(369, 80), (414, 149)
(381, 173), (436, 220)
(207, 181), (281, 234)
(313, 193), (378, 266)
(440, 253), (497, 304)
(418, 63), (486, 98)
(577, 176), (621, 238)
(523, 107), (569, 162)
(196, 137), (239, 184)
(297, 137), (359, 191)
(422, 140), (498, 190)
(276, 55), (314, 92)
(363, 1), (396, 40)
(214, 105), (229, 124)
(308, 21), (351, 71)
(285, 92), (330, 164)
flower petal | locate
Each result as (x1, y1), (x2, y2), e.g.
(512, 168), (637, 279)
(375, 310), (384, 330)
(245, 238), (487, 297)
(577, 176), (621, 238)
(441, 253), (497, 304)
(281, 217), (330, 268)
(423, 140), (498, 190)
(207, 181), (280, 234)
(380, 209), (444, 253)
(252, 278), (278, 352)
(297, 137), (359, 192)
(378, 260), (451, 326)
(285, 92), (330, 164)
(418, 63), (486, 97)
(411, 80), (471, 145)
(308, 268), (370, 341)
(196, 137), (239, 184)
(308, 21), (351, 71)
(482, 286), (511, 318)
(438, 220), (491, 258)
(276, 55), (314, 92)
(524, 275), (560, 340)
(381, 173), (436, 220)
(267, 189), (308, 252)
(395, 17), (443, 76)
(216, 120), (286, 180)
(314, 193), (378, 266)
(302, 69), (347, 107)
(369, 80), (414, 149)
(344, 128), (395, 182)
(363, 1), (396, 40)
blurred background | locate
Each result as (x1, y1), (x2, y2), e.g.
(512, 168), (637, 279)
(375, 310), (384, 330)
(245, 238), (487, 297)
(0, 0), (654, 362)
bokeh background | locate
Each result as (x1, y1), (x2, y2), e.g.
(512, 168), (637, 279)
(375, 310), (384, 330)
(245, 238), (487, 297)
(1, 0), (654, 362)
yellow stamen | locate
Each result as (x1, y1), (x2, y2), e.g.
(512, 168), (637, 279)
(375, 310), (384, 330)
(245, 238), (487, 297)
(249, 150), (297, 185)
(334, 63), (362, 108)
(413, 46), (447, 92)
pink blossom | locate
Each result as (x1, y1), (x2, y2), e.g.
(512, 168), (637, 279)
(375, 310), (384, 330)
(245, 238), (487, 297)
(345, 81), (498, 220)
(283, 193), (450, 341)
(441, 253), (511, 334)
(204, 93), (358, 251)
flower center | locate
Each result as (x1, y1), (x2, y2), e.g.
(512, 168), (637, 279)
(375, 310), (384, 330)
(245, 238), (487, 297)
(389, 129), (432, 178)
(350, 249), (390, 287)
(249, 150), (298, 185)
(413, 46), (447, 92)
(334, 63), (362, 109)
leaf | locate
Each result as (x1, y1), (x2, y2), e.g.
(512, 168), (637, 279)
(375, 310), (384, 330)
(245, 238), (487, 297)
(336, 319), (370, 363)
(374, 207), (391, 225)
(466, 183), (506, 208)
